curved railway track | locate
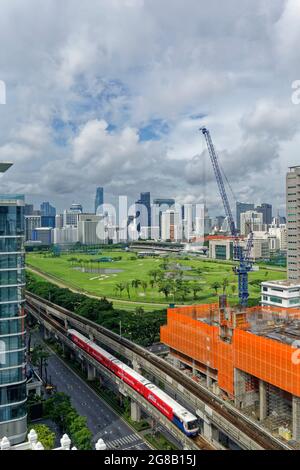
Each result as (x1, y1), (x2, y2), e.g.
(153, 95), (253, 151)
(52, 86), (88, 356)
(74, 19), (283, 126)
(26, 291), (291, 451)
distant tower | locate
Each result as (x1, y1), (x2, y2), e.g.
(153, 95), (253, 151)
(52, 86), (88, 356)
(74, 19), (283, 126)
(95, 187), (104, 214)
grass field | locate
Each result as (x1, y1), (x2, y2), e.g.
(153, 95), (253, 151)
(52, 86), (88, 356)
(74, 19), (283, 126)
(26, 250), (286, 308)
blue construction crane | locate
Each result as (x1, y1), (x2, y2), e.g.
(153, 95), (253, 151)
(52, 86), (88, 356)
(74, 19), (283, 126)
(200, 127), (253, 307)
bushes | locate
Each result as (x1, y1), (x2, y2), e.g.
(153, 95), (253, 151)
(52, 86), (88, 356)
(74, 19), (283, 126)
(29, 424), (55, 450)
(43, 392), (92, 450)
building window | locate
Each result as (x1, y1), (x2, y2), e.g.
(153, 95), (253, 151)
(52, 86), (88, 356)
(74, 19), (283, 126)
(269, 296), (283, 304)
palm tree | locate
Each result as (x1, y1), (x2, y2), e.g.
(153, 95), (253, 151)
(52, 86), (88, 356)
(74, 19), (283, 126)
(125, 282), (131, 299)
(211, 281), (221, 296)
(115, 282), (125, 297)
(191, 283), (202, 300)
(158, 281), (172, 299)
(148, 269), (162, 284)
(141, 280), (148, 294)
(222, 278), (229, 294)
(231, 284), (237, 297)
(131, 279), (141, 294)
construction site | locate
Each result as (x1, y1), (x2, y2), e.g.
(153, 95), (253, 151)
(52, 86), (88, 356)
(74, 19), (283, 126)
(160, 300), (300, 444)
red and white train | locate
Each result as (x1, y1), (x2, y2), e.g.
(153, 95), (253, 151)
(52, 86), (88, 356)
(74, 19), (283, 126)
(67, 329), (199, 437)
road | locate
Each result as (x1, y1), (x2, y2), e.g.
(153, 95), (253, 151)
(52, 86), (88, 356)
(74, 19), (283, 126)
(33, 333), (150, 450)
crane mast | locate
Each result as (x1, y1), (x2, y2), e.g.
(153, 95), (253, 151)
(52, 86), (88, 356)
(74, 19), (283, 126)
(200, 127), (253, 307)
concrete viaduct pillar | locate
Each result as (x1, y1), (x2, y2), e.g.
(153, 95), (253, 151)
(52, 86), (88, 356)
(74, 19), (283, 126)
(87, 363), (96, 381)
(43, 326), (50, 341)
(131, 359), (142, 422)
(259, 380), (267, 422)
(234, 368), (246, 409)
(293, 396), (300, 441)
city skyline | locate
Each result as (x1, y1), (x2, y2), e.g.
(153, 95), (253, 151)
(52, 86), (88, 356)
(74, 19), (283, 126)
(0, 1), (299, 214)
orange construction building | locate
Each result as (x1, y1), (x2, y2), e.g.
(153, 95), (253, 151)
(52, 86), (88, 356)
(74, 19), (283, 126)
(160, 302), (300, 441)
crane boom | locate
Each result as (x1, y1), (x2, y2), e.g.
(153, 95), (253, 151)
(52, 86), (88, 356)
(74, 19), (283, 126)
(200, 128), (236, 237)
(200, 127), (253, 307)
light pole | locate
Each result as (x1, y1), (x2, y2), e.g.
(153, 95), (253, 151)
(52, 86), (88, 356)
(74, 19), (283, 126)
(119, 320), (122, 338)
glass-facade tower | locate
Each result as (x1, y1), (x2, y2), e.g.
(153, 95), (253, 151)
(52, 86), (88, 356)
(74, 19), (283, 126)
(0, 194), (27, 444)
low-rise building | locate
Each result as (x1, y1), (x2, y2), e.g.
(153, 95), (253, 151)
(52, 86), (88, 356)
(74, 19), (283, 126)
(261, 280), (300, 308)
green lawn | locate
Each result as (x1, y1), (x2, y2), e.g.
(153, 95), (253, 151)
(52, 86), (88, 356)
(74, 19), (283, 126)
(26, 250), (286, 307)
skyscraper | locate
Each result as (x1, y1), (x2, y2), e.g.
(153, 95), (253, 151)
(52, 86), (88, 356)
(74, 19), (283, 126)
(135, 192), (151, 233)
(236, 202), (255, 231)
(95, 187), (104, 214)
(40, 201), (56, 217)
(256, 203), (272, 226)
(287, 167), (300, 281)
(0, 164), (26, 444)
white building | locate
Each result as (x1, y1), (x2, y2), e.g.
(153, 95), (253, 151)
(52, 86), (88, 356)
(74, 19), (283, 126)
(269, 224), (287, 251)
(55, 213), (64, 229)
(78, 214), (102, 245)
(63, 210), (80, 227)
(161, 210), (182, 242)
(240, 211), (263, 235)
(261, 280), (300, 308)
(25, 215), (41, 241)
(52, 226), (78, 244)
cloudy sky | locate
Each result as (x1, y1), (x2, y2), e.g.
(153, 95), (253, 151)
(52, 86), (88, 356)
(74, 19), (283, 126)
(0, 0), (299, 215)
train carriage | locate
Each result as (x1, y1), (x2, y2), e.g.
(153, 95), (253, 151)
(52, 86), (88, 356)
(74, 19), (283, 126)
(67, 329), (199, 437)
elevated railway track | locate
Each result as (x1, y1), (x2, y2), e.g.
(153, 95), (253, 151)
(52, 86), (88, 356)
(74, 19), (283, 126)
(25, 291), (291, 451)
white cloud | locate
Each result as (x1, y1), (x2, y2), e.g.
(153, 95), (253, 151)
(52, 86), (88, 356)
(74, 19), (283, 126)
(0, 0), (297, 215)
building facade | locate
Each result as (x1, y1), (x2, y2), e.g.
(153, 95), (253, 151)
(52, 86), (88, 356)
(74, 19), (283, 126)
(287, 166), (300, 281)
(236, 202), (255, 231)
(24, 215), (41, 241)
(256, 203), (272, 226)
(240, 211), (263, 236)
(0, 194), (27, 444)
(261, 280), (300, 308)
(95, 187), (104, 214)
(40, 202), (56, 217)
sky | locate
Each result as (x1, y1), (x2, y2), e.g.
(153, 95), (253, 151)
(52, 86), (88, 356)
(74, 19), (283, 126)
(0, 0), (299, 215)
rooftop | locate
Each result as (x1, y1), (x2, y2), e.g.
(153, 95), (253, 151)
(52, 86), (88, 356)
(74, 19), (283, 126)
(262, 280), (300, 288)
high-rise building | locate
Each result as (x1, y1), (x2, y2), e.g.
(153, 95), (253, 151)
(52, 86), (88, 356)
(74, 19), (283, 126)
(240, 210), (263, 235)
(152, 198), (175, 238)
(95, 187), (104, 214)
(40, 201), (56, 217)
(78, 214), (102, 245)
(25, 215), (41, 241)
(69, 203), (83, 213)
(256, 203), (272, 226)
(236, 202), (255, 231)
(0, 188), (27, 443)
(287, 166), (300, 281)
(41, 215), (56, 228)
(24, 204), (34, 216)
(135, 192), (151, 234)
(161, 210), (182, 242)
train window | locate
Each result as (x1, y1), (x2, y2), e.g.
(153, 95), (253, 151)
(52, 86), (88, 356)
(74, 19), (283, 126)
(187, 420), (198, 430)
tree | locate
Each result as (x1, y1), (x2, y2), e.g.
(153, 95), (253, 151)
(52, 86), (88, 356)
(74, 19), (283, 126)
(231, 284), (237, 297)
(131, 279), (141, 293)
(191, 283), (202, 300)
(177, 284), (191, 301)
(125, 282), (131, 299)
(148, 269), (162, 284)
(32, 424), (55, 450)
(141, 280), (148, 294)
(222, 278), (229, 294)
(158, 281), (172, 299)
(31, 343), (50, 382)
(115, 282), (125, 297)
(211, 281), (221, 296)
